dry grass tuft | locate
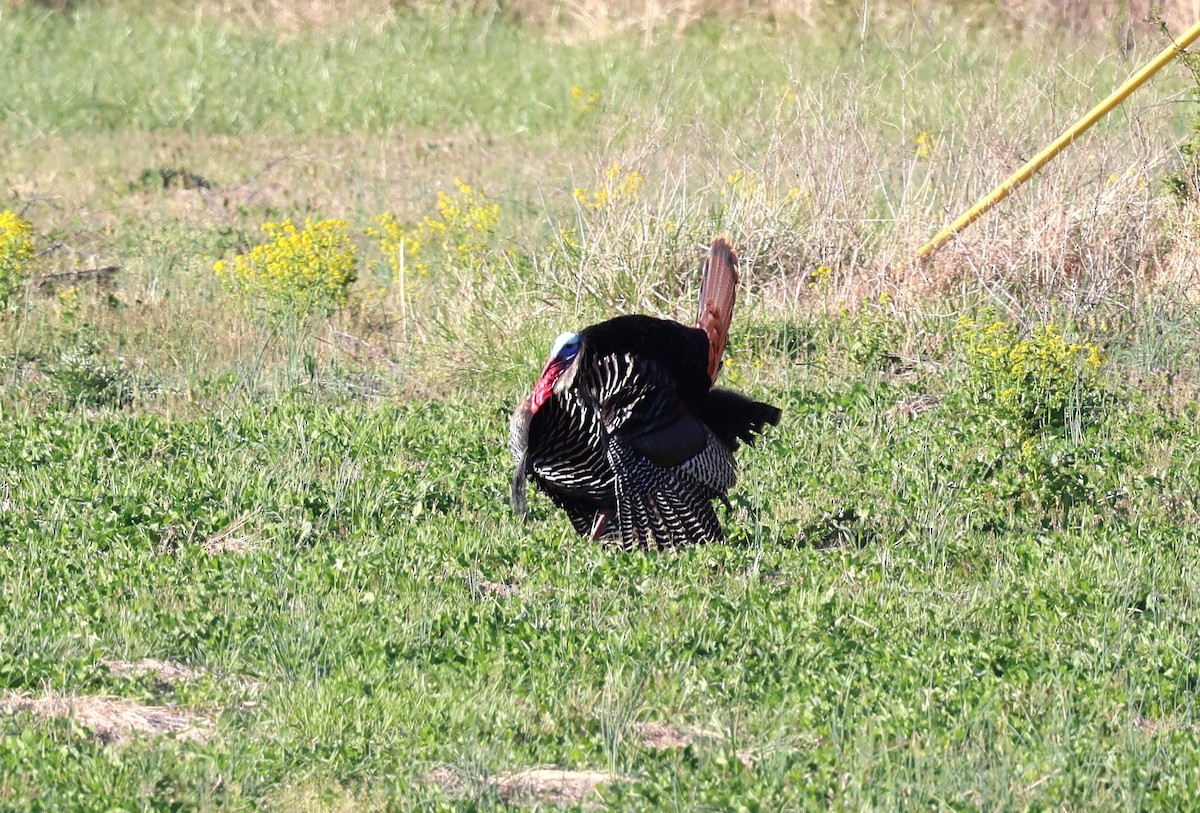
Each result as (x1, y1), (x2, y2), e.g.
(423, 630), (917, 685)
(475, 580), (517, 599)
(203, 514), (270, 555)
(425, 765), (466, 795)
(0, 692), (212, 745)
(634, 720), (722, 750)
(11, 0), (1200, 41)
(102, 658), (209, 684)
(491, 768), (623, 806)
(1155, 204), (1200, 303)
(101, 658), (266, 693)
(885, 393), (943, 421)
(898, 160), (1167, 309)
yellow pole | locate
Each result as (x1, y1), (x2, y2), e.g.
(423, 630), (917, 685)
(916, 20), (1200, 261)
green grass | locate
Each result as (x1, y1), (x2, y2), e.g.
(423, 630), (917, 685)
(3, 2), (1200, 809)
(4, 355), (1200, 809)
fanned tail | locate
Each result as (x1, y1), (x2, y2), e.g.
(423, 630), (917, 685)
(696, 237), (739, 384)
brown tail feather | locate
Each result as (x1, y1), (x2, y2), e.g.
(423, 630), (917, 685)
(696, 237), (739, 383)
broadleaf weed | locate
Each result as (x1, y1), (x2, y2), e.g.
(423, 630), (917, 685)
(846, 293), (903, 371)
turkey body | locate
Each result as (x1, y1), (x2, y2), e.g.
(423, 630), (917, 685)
(510, 242), (782, 549)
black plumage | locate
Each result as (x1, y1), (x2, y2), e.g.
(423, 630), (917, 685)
(509, 238), (781, 549)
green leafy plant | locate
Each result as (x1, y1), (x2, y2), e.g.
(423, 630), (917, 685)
(955, 311), (1104, 431)
(50, 328), (138, 408)
(846, 292), (904, 370)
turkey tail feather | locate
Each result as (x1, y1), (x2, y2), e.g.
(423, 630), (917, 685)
(696, 237), (739, 384)
(702, 389), (782, 451)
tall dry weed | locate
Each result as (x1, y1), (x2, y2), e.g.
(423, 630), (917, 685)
(10, 0), (1200, 41)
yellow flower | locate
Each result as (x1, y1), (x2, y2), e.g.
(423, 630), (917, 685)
(956, 310), (1105, 428)
(782, 186), (806, 206)
(808, 265), (834, 289)
(0, 210), (36, 308)
(215, 218), (357, 315)
(570, 84), (601, 115)
(915, 130), (937, 160)
(58, 286), (81, 323)
(370, 179), (502, 282)
(574, 164), (644, 211)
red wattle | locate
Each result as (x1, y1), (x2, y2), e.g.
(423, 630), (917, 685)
(531, 376), (554, 412)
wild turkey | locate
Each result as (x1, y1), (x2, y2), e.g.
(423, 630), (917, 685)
(509, 237), (781, 549)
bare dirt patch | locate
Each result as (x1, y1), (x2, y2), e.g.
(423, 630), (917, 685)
(634, 720), (722, 750)
(426, 765), (466, 795)
(885, 393), (941, 422)
(103, 658), (209, 684)
(101, 657), (265, 694)
(0, 692), (212, 745)
(491, 769), (623, 806)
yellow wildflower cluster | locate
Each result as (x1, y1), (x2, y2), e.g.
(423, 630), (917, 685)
(781, 186), (807, 206)
(723, 169), (807, 211)
(808, 264), (834, 289)
(58, 286), (81, 324)
(369, 178), (501, 281)
(0, 210), (36, 308)
(574, 164), (645, 210)
(726, 168), (754, 188)
(570, 85), (601, 116)
(915, 130), (937, 160)
(956, 313), (1105, 429)
(214, 218), (357, 314)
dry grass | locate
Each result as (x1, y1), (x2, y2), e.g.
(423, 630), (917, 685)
(101, 657), (266, 693)
(102, 658), (211, 684)
(9, 0), (1200, 39)
(4, 0), (1197, 406)
(0, 692), (212, 745)
(905, 167), (1169, 304)
(634, 720), (722, 749)
(203, 514), (270, 555)
(1154, 202), (1200, 302)
(425, 765), (466, 795)
(474, 580), (518, 598)
(490, 768), (622, 806)
(424, 764), (622, 806)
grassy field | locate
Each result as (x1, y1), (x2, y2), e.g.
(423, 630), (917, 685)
(4, 1), (1200, 809)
